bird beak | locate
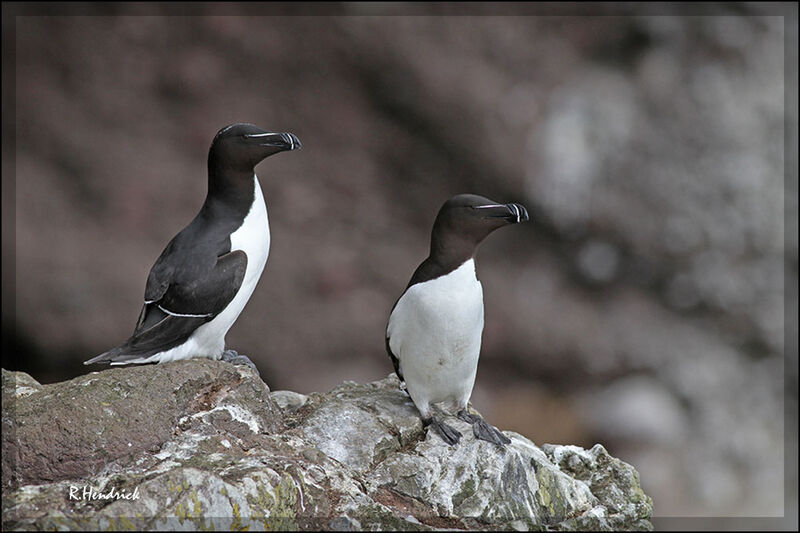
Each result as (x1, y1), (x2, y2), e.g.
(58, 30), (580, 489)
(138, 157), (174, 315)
(475, 203), (530, 223)
(506, 203), (529, 223)
(244, 132), (302, 151)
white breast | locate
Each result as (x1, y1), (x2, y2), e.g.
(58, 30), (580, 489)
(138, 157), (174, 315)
(229, 175), (271, 290)
(387, 259), (484, 412)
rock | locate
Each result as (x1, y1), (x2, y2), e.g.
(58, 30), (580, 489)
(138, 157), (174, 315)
(2, 370), (42, 399)
(2, 361), (653, 530)
(270, 390), (310, 411)
(542, 444), (653, 530)
(1, 362), (283, 492)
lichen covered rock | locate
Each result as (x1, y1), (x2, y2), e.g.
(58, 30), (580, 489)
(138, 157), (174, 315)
(2, 361), (653, 530)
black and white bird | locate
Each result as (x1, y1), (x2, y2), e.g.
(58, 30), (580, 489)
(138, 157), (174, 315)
(85, 123), (301, 371)
(385, 194), (529, 446)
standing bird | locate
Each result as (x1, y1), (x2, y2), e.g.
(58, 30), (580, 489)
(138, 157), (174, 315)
(85, 123), (301, 371)
(386, 194), (529, 446)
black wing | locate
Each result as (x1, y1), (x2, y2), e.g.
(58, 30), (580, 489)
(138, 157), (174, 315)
(385, 296), (404, 382)
(85, 250), (247, 364)
(385, 335), (404, 382)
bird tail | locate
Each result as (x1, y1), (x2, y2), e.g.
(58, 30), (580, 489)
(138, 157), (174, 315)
(84, 346), (148, 365)
(85, 312), (208, 366)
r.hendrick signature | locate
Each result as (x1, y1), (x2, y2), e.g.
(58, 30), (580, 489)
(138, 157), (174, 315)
(69, 485), (140, 501)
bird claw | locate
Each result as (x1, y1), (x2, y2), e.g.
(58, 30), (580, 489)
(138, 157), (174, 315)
(221, 350), (260, 376)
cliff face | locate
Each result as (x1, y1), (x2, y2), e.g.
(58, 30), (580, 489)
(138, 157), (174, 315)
(2, 361), (653, 530)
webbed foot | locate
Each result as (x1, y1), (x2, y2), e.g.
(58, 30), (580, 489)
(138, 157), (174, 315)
(221, 350), (260, 376)
(423, 415), (462, 446)
(458, 409), (511, 446)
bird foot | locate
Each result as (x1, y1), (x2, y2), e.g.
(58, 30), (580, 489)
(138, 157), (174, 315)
(458, 409), (511, 446)
(221, 350), (260, 376)
(423, 415), (462, 446)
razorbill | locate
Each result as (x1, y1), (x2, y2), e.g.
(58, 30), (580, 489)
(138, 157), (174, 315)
(85, 123), (301, 372)
(385, 194), (529, 446)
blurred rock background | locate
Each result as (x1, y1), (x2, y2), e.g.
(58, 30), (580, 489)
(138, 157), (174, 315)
(3, 4), (796, 522)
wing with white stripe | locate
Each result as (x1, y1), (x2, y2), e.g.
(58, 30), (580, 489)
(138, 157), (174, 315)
(85, 250), (247, 364)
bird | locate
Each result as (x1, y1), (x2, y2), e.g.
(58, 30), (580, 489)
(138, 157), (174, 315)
(385, 194), (529, 446)
(85, 123), (301, 372)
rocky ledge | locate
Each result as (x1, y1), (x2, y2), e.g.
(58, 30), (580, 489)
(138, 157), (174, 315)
(2, 360), (653, 530)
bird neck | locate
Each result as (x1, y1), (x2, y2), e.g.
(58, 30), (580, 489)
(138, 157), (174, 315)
(404, 234), (476, 288)
(205, 157), (256, 216)
(429, 231), (477, 271)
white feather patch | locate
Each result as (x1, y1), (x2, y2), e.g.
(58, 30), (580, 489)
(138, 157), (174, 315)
(387, 259), (484, 416)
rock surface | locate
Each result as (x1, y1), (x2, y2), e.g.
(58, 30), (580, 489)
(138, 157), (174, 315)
(2, 361), (653, 530)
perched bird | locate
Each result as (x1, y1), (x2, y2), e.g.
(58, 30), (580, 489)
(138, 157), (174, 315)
(386, 194), (529, 446)
(85, 123), (301, 371)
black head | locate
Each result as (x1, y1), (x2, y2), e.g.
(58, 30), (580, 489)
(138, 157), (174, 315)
(430, 193), (529, 262)
(209, 123), (301, 173)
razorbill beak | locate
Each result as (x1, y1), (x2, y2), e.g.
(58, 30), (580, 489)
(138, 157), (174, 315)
(244, 131), (302, 151)
(474, 202), (530, 224)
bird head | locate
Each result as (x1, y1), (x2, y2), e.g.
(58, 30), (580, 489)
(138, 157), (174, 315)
(430, 193), (529, 257)
(209, 123), (302, 172)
